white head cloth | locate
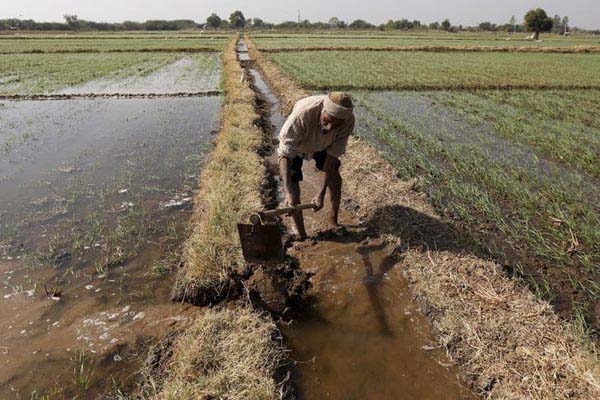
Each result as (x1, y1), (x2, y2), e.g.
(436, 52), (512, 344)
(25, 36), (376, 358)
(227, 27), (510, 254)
(323, 95), (354, 120)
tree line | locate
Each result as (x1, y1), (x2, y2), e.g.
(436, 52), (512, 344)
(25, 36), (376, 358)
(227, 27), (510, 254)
(1, 9), (597, 35)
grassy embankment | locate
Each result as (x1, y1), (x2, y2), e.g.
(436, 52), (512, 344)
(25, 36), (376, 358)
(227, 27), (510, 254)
(0, 52), (220, 94)
(246, 34), (600, 399)
(269, 51), (600, 90)
(149, 37), (286, 399)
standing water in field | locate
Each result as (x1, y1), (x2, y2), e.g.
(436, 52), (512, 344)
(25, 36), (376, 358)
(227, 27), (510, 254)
(0, 96), (220, 397)
(56, 55), (221, 95)
(244, 55), (473, 399)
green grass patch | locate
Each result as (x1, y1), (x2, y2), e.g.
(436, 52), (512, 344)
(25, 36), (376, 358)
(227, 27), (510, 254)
(269, 51), (600, 89)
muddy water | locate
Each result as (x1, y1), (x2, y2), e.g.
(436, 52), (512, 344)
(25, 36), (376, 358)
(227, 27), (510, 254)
(246, 63), (474, 398)
(0, 96), (220, 397)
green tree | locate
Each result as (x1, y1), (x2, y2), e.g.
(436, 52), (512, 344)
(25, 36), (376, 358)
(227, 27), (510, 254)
(441, 19), (451, 31)
(349, 19), (373, 29)
(328, 17), (340, 28)
(206, 13), (221, 29)
(63, 14), (79, 31)
(524, 8), (553, 40)
(252, 17), (265, 28)
(229, 10), (246, 29)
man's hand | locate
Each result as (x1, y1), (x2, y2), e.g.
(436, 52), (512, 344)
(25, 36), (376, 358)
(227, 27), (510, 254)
(312, 193), (325, 212)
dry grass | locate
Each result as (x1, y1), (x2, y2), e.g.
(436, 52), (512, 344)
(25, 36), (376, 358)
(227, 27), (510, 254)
(175, 36), (267, 295)
(155, 307), (287, 400)
(261, 45), (600, 54)
(246, 34), (600, 399)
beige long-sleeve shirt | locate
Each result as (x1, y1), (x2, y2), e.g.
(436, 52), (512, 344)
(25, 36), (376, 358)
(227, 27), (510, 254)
(278, 95), (355, 159)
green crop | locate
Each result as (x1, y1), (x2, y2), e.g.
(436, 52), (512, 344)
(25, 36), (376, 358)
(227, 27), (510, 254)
(0, 52), (221, 94)
(269, 51), (600, 89)
(352, 90), (599, 321)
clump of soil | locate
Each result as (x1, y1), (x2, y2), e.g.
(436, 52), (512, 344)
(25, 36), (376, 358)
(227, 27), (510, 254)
(172, 258), (312, 317)
(247, 260), (313, 315)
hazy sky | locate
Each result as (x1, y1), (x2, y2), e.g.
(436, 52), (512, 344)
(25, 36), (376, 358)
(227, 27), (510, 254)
(2, 0), (599, 29)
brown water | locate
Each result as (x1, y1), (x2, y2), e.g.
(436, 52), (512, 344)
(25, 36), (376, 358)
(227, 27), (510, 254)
(0, 96), (220, 397)
(246, 58), (474, 399)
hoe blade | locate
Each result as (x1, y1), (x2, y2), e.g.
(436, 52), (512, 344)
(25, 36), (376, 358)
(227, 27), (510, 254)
(237, 223), (284, 264)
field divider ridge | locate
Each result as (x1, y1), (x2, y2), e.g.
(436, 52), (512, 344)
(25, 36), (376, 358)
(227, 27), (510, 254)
(245, 33), (600, 400)
(145, 36), (290, 398)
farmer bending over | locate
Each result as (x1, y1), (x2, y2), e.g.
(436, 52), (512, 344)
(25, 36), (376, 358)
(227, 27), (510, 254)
(278, 92), (355, 239)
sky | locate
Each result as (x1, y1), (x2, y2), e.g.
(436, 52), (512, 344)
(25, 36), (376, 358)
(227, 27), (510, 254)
(1, 0), (599, 29)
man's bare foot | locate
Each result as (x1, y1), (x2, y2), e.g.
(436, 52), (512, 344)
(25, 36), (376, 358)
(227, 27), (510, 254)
(329, 214), (340, 227)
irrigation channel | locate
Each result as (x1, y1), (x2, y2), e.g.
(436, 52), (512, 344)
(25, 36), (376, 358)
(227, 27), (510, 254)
(240, 39), (474, 399)
(0, 71), (221, 395)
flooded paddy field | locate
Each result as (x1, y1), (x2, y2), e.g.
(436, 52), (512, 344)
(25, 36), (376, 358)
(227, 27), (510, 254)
(0, 95), (221, 397)
(351, 90), (599, 329)
(0, 52), (220, 95)
(57, 56), (221, 95)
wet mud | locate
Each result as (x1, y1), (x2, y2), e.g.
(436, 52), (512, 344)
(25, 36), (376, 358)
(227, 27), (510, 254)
(245, 49), (474, 398)
(0, 97), (220, 397)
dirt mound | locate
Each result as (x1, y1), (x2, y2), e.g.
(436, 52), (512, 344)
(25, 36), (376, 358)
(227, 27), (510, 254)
(247, 261), (313, 315)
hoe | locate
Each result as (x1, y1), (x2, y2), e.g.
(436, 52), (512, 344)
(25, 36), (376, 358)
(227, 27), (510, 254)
(237, 203), (316, 264)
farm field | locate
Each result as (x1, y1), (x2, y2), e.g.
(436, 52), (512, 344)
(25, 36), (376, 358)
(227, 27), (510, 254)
(1, 24), (600, 399)
(0, 52), (220, 94)
(351, 90), (599, 319)
(245, 31), (600, 400)
(0, 31), (224, 397)
(255, 32), (600, 329)
(256, 32), (600, 325)
(269, 51), (600, 89)
(252, 31), (600, 49)
(0, 37), (228, 53)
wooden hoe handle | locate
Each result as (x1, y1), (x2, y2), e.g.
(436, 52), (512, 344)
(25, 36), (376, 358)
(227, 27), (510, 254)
(250, 203), (317, 224)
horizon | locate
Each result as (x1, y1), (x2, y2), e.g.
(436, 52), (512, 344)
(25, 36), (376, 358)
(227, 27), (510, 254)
(1, 0), (599, 30)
